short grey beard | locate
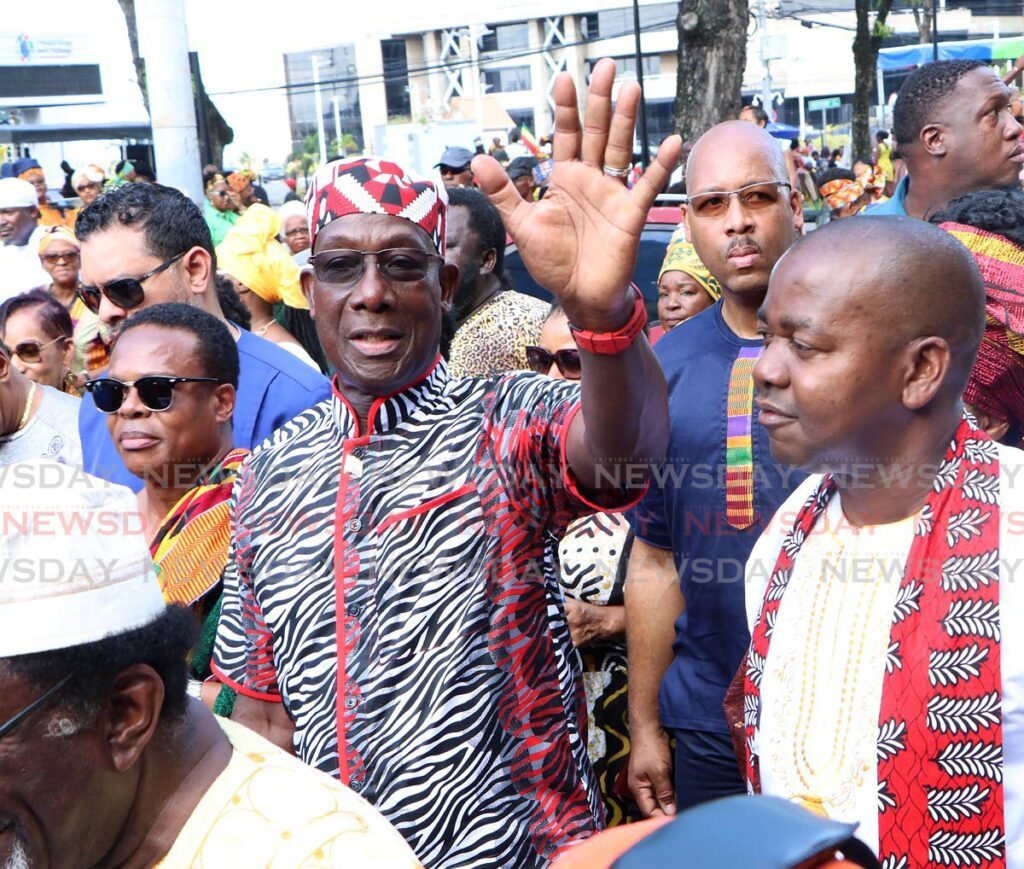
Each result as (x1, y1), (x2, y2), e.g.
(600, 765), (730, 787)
(3, 834), (31, 869)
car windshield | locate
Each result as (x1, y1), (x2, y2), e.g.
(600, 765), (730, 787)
(505, 221), (677, 322)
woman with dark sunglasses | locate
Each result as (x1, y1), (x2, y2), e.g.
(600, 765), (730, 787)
(202, 171), (238, 246)
(533, 303), (642, 827)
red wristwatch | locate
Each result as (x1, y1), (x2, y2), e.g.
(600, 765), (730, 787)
(568, 291), (648, 355)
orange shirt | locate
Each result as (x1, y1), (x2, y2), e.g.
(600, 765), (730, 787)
(37, 202), (77, 229)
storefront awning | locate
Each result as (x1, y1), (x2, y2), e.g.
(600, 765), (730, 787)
(879, 36), (1024, 71)
(0, 121), (151, 144)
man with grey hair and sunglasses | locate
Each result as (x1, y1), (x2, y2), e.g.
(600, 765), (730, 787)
(626, 120), (807, 816)
(0, 460), (421, 868)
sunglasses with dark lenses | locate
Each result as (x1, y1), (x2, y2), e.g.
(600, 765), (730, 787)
(41, 251), (79, 265)
(309, 248), (442, 287)
(77, 251), (186, 315)
(85, 375), (221, 414)
(12, 335), (66, 363)
(525, 346), (582, 379)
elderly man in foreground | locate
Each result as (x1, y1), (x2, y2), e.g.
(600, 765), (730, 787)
(212, 59), (675, 867)
(0, 461), (420, 867)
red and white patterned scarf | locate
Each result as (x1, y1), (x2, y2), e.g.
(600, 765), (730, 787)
(744, 416), (1005, 867)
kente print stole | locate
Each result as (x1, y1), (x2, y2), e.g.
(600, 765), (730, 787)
(744, 417), (1005, 867)
(725, 346), (762, 529)
(150, 448), (249, 606)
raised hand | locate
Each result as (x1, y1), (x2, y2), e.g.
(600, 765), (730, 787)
(473, 58), (681, 331)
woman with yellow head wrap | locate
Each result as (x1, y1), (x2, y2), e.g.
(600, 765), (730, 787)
(34, 225), (109, 382)
(656, 231), (721, 333)
(216, 205), (318, 369)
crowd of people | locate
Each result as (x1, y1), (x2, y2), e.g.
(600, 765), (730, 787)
(1, 53), (1024, 868)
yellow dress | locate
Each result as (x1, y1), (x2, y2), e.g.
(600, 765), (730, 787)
(876, 141), (894, 182)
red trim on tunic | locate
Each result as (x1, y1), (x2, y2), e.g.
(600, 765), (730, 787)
(332, 446), (354, 784)
(210, 662), (282, 701)
(377, 483), (477, 532)
(558, 402), (650, 513)
(330, 354), (442, 436)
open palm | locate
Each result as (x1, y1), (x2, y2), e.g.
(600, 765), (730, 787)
(474, 59), (681, 328)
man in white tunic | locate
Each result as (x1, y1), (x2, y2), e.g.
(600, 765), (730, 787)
(741, 216), (1023, 868)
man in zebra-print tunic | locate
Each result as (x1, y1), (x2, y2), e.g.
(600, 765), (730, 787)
(213, 60), (676, 867)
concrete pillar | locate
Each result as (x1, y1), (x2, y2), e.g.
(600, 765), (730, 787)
(562, 15), (587, 115)
(406, 35), (428, 122)
(528, 19), (550, 136)
(135, 0), (202, 202)
(422, 32), (444, 120)
(355, 39), (389, 156)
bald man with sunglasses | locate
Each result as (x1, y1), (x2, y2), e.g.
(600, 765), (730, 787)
(74, 182), (331, 492)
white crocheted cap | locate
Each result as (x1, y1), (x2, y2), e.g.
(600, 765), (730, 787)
(0, 460), (166, 657)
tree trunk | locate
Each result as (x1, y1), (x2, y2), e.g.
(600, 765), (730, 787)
(117, 0), (149, 114)
(852, 0), (893, 164)
(912, 5), (932, 45)
(674, 0), (748, 143)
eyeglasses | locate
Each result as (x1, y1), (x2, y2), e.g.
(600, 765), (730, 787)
(85, 375), (221, 414)
(439, 165), (470, 176)
(78, 251), (186, 315)
(0, 673), (73, 741)
(75, 182), (102, 193)
(525, 346), (582, 379)
(683, 181), (792, 219)
(284, 226), (309, 238)
(41, 251), (79, 265)
(309, 248), (443, 288)
(11, 335), (66, 363)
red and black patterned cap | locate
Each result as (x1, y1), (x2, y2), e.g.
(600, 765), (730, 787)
(305, 157), (448, 254)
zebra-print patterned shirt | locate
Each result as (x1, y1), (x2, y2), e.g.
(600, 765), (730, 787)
(213, 358), (631, 868)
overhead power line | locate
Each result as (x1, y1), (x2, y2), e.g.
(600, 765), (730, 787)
(207, 17), (679, 99)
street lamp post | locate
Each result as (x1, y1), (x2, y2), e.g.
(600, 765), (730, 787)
(931, 0), (939, 62)
(312, 54), (327, 164)
(631, 0), (650, 167)
(331, 96), (344, 156)
(757, 0), (774, 120)
(468, 25), (486, 138)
